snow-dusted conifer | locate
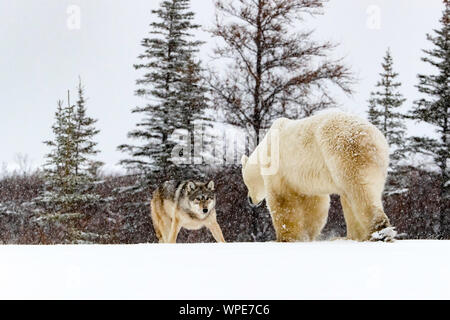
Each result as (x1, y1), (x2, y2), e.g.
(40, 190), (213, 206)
(42, 98), (77, 213)
(41, 84), (102, 215)
(176, 57), (212, 174)
(409, 1), (449, 238)
(73, 80), (104, 183)
(118, 0), (209, 185)
(368, 49), (407, 168)
(367, 49), (408, 195)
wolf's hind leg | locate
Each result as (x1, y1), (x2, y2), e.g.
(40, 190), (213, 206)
(150, 198), (164, 243)
(150, 192), (174, 243)
(153, 222), (163, 243)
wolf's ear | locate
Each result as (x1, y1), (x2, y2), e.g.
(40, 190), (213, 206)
(187, 181), (196, 192)
(241, 155), (249, 167)
(207, 180), (215, 190)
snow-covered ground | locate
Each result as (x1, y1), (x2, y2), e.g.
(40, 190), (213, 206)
(1, 240), (449, 300)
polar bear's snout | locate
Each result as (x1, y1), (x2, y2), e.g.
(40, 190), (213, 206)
(248, 195), (263, 208)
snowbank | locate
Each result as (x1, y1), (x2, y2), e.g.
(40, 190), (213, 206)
(1, 240), (449, 299)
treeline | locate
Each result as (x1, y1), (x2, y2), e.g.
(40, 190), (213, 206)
(0, 0), (448, 243)
(0, 166), (445, 243)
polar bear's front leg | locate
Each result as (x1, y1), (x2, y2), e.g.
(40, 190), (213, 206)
(266, 193), (329, 242)
(301, 195), (330, 240)
(266, 194), (302, 242)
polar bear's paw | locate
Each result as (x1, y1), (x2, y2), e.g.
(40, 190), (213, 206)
(370, 227), (398, 242)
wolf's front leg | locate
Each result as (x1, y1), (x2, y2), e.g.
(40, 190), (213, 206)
(207, 217), (226, 243)
(167, 218), (181, 243)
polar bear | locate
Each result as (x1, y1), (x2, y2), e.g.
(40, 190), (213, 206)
(241, 110), (396, 242)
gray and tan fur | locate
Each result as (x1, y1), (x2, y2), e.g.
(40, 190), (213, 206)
(150, 180), (226, 243)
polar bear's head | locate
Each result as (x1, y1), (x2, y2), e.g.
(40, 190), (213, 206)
(241, 154), (266, 207)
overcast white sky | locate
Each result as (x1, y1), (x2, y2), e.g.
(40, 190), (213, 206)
(0, 0), (445, 172)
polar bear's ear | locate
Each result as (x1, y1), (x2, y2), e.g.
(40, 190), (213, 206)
(241, 155), (249, 167)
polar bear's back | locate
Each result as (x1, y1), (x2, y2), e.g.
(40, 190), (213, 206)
(269, 110), (389, 195)
(314, 110), (389, 167)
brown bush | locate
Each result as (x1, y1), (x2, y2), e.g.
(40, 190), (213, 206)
(0, 166), (447, 244)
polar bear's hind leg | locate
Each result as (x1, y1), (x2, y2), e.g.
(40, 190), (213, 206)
(345, 183), (391, 241)
(340, 195), (366, 241)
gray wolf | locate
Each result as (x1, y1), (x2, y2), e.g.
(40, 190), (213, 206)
(150, 180), (226, 243)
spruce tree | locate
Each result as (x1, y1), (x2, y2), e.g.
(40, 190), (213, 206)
(119, 0), (209, 186)
(367, 49), (407, 192)
(73, 80), (104, 184)
(41, 85), (102, 215)
(42, 98), (77, 213)
(410, 1), (449, 238)
(176, 57), (211, 169)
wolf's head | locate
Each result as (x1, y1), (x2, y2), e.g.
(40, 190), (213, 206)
(183, 180), (216, 219)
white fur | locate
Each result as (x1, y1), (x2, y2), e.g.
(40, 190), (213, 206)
(242, 110), (393, 242)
